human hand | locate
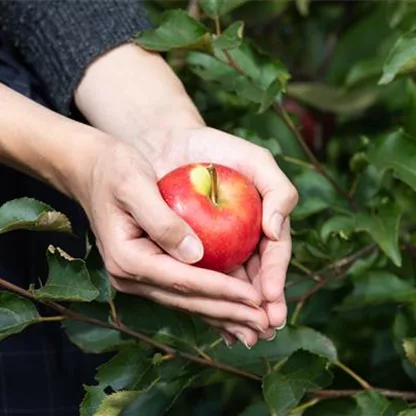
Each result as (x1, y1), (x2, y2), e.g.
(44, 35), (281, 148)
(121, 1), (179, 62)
(74, 137), (274, 348)
(134, 126), (298, 346)
(75, 43), (298, 347)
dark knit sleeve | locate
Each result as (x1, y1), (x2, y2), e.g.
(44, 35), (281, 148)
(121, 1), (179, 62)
(0, 0), (152, 114)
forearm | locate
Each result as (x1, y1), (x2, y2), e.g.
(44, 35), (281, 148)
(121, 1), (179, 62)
(75, 43), (204, 142)
(0, 84), (107, 199)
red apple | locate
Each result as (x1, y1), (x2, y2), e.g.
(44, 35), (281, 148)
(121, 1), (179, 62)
(157, 163), (262, 273)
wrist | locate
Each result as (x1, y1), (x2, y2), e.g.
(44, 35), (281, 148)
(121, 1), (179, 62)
(75, 43), (205, 142)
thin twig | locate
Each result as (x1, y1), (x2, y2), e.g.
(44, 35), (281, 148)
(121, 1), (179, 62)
(0, 277), (260, 382)
(1, 277), (416, 401)
(38, 316), (66, 322)
(187, 0), (201, 20)
(333, 360), (371, 390)
(317, 244), (377, 275)
(273, 102), (357, 211)
(310, 388), (416, 402)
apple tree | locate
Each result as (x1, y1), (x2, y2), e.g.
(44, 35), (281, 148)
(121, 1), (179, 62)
(1, 1), (416, 415)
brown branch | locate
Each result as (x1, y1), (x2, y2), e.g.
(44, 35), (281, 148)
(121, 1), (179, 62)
(187, 0), (201, 20)
(310, 388), (416, 402)
(272, 102), (357, 211)
(1, 276), (416, 401)
(317, 244), (377, 275)
(0, 277), (260, 382)
(287, 244), (377, 304)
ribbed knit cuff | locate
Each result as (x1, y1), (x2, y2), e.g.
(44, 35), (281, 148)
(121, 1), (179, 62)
(1, 0), (152, 115)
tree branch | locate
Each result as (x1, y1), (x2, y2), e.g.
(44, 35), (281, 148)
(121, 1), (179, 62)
(310, 388), (416, 402)
(272, 102), (357, 210)
(0, 277), (260, 382)
(1, 276), (416, 402)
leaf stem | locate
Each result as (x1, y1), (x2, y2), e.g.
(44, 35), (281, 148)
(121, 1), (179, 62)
(273, 102), (357, 211)
(291, 398), (320, 414)
(290, 300), (304, 325)
(333, 360), (371, 390)
(290, 259), (322, 281)
(280, 155), (316, 171)
(38, 316), (66, 322)
(214, 15), (221, 36)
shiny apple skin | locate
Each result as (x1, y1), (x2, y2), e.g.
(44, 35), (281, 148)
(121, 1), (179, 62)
(158, 163), (262, 273)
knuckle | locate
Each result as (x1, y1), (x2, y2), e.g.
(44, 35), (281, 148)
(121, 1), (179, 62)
(171, 280), (193, 295)
(287, 184), (299, 208)
(150, 218), (184, 246)
(257, 146), (274, 162)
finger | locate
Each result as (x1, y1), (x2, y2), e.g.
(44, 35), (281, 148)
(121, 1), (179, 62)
(116, 169), (204, 264)
(108, 237), (264, 308)
(263, 300), (287, 330)
(229, 265), (249, 281)
(111, 278), (269, 332)
(246, 253), (262, 294)
(260, 218), (292, 303)
(203, 318), (258, 349)
(248, 150), (298, 241)
(187, 128), (298, 240)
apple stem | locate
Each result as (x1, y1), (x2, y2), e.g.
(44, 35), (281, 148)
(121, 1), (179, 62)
(207, 164), (219, 205)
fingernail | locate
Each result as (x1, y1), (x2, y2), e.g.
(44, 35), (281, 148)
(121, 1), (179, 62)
(247, 300), (261, 309)
(255, 324), (266, 334)
(235, 333), (251, 349)
(271, 212), (284, 240)
(265, 331), (277, 341)
(177, 235), (203, 263)
(221, 333), (234, 349)
(276, 318), (287, 330)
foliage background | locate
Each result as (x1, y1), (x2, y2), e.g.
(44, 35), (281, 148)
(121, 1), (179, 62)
(1, 1), (416, 415)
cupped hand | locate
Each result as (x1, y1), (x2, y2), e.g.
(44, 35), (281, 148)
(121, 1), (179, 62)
(77, 136), (274, 348)
(136, 126), (298, 345)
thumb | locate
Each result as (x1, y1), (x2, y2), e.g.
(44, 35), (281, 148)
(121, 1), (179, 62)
(119, 173), (204, 264)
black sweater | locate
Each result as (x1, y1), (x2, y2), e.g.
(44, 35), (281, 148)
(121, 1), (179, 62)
(0, 0), (151, 114)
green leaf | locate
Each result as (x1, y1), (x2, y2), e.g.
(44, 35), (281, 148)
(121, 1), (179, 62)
(64, 303), (133, 353)
(354, 390), (408, 416)
(200, 0), (248, 18)
(0, 197), (71, 235)
(86, 246), (114, 303)
(406, 79), (416, 137)
(213, 21), (244, 50)
(321, 215), (355, 242)
(368, 130), (416, 192)
(122, 380), (186, 416)
(133, 10), (212, 52)
(188, 40), (289, 112)
(117, 294), (206, 349)
(340, 271), (416, 309)
(287, 83), (378, 115)
(262, 351), (332, 416)
(96, 348), (152, 390)
(403, 337), (416, 366)
(222, 39), (289, 91)
(398, 410), (416, 416)
(238, 402), (269, 416)
(95, 391), (142, 416)
(215, 325), (337, 372)
(80, 386), (107, 416)
(379, 29), (416, 85)
(33, 246), (99, 302)
(232, 127), (281, 156)
(354, 202), (403, 266)
(0, 292), (40, 341)
(296, 0), (310, 16)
